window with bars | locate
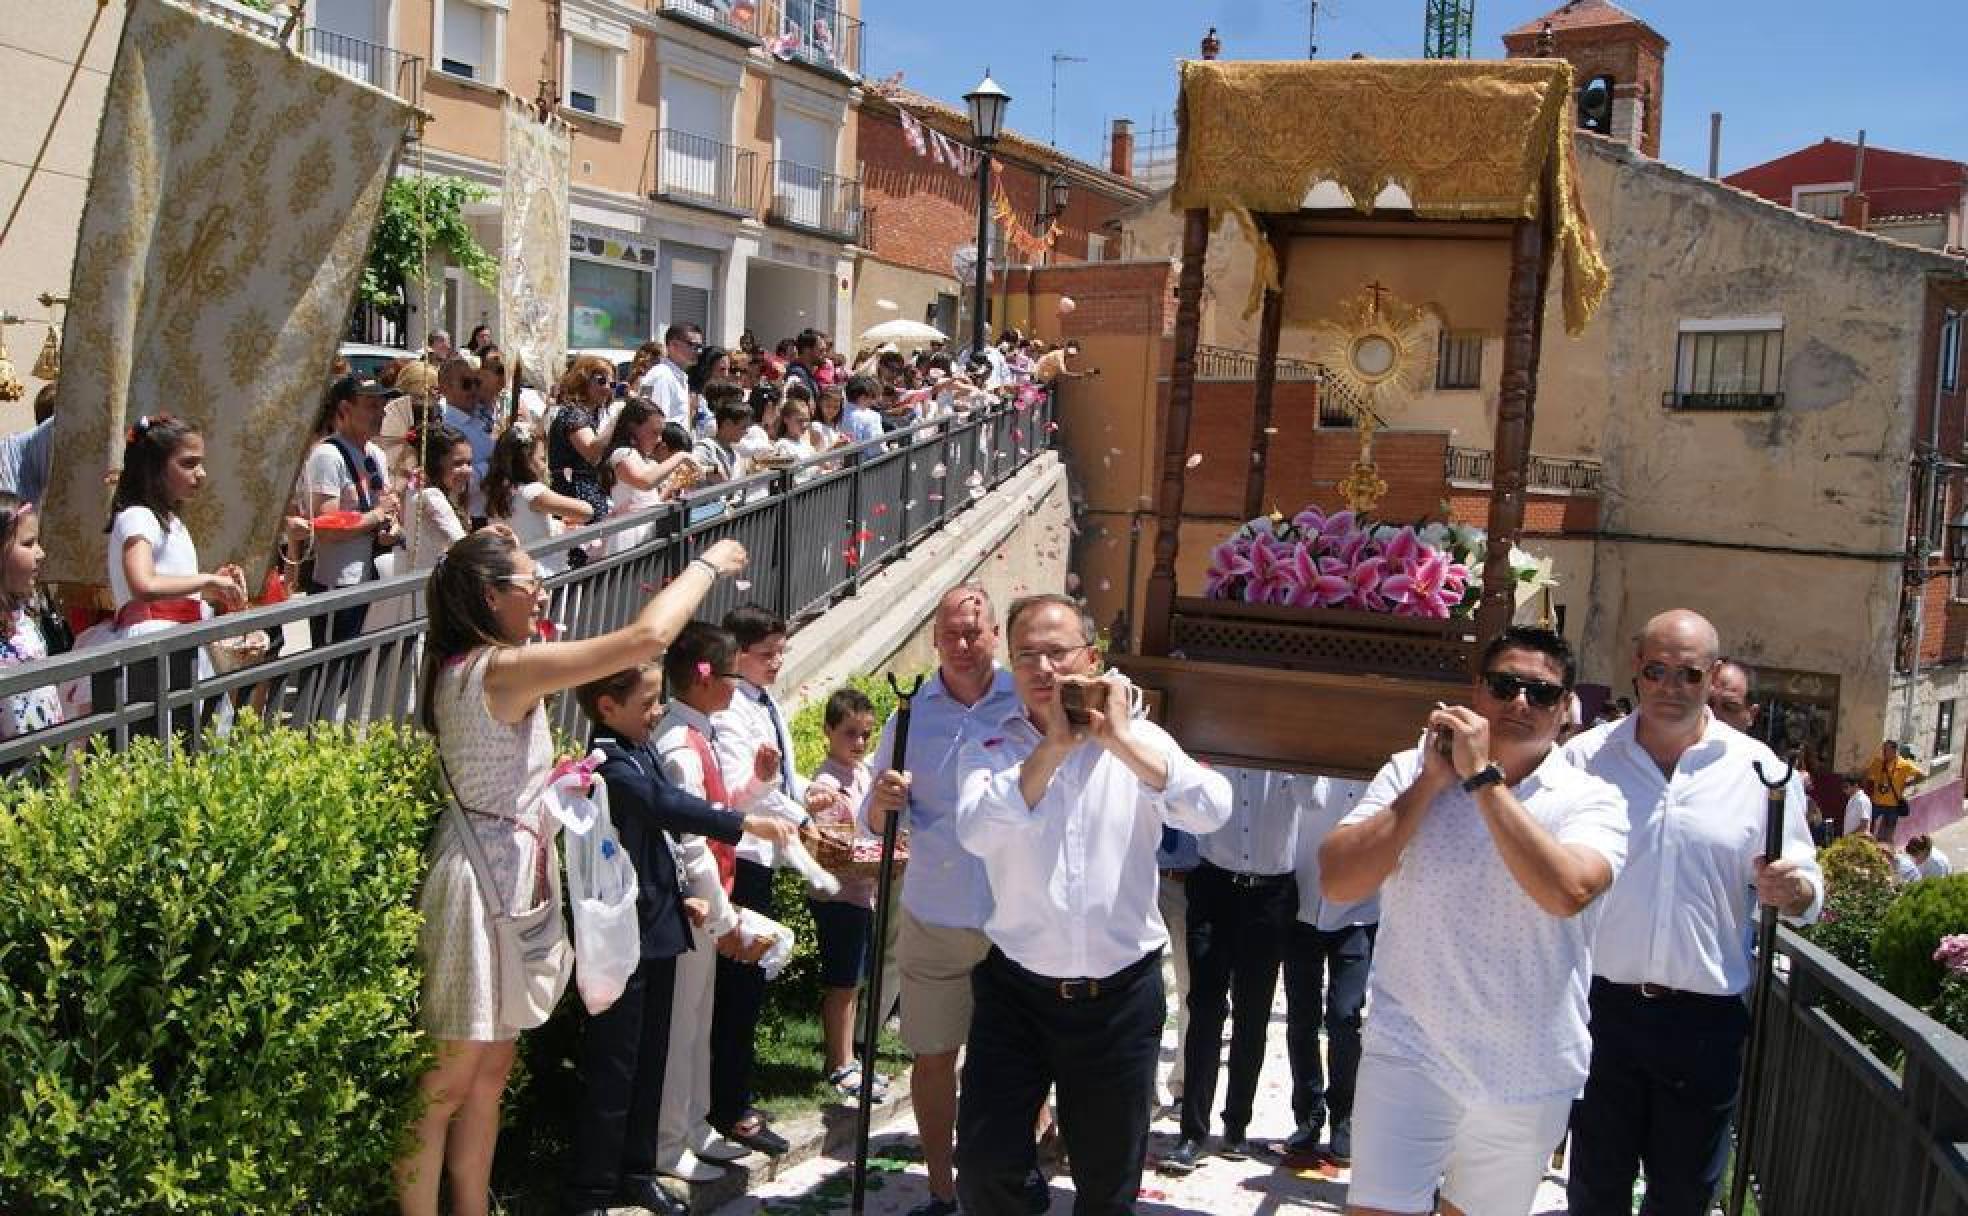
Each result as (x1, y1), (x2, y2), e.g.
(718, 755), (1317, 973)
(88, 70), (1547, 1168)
(1436, 331), (1483, 390)
(1666, 321), (1785, 410)
(1943, 311), (1961, 395)
(1936, 699), (1956, 762)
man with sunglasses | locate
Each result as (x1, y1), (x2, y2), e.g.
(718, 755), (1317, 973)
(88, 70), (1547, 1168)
(638, 323), (703, 429)
(1321, 626), (1627, 1216)
(1562, 609), (1822, 1216)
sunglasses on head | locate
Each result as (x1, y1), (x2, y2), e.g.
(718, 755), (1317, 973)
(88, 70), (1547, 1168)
(1639, 661), (1709, 687)
(588, 371), (612, 384)
(1481, 671), (1568, 709)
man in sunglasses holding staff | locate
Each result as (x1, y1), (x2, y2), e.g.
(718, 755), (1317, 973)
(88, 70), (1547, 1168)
(1321, 625), (1628, 1216)
(1563, 609), (1821, 1216)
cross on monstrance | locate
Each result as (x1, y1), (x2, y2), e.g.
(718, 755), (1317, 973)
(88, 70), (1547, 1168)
(1364, 280), (1391, 319)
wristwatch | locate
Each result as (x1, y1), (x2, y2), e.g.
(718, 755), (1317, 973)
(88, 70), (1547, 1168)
(1461, 762), (1506, 793)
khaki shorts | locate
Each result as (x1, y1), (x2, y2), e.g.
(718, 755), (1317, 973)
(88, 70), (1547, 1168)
(896, 907), (993, 1056)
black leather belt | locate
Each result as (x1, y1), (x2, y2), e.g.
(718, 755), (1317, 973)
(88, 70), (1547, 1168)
(990, 947), (1160, 1002)
(1599, 978), (1738, 1004)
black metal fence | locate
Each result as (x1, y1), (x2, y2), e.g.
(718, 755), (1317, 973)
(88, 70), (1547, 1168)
(0, 395), (1053, 769)
(1445, 445), (1605, 494)
(652, 129), (759, 216)
(766, 161), (863, 242)
(1739, 929), (1968, 1214)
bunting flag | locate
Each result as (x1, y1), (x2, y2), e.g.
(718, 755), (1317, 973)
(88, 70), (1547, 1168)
(42, 0), (413, 583)
(898, 108), (928, 155)
(991, 179), (1064, 260)
(894, 106), (978, 177)
(765, 14), (801, 59)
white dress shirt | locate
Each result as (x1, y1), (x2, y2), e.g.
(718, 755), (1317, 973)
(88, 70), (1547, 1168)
(1343, 746), (1629, 1104)
(1562, 713), (1824, 997)
(1843, 789), (1873, 836)
(1198, 765), (1302, 876)
(857, 668), (1024, 931)
(1295, 776), (1380, 930)
(641, 359), (691, 428)
(712, 681), (809, 868)
(955, 711), (1233, 979)
(653, 701), (762, 936)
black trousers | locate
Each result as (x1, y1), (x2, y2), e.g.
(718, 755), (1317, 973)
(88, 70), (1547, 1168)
(709, 857), (774, 1130)
(567, 953), (679, 1207)
(957, 948), (1164, 1216)
(1178, 862), (1297, 1141)
(1282, 920), (1376, 1136)
(1567, 978), (1751, 1216)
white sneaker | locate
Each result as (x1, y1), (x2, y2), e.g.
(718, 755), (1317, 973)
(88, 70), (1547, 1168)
(659, 1151), (726, 1183)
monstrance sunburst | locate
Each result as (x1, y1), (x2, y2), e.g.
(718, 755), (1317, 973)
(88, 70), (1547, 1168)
(1307, 283), (1438, 513)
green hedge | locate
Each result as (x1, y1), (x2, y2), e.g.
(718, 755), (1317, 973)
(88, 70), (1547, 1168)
(0, 717), (437, 1214)
(1875, 874), (1968, 1008)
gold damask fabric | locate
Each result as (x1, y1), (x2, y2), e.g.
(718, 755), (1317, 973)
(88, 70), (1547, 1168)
(500, 100), (570, 397)
(1173, 59), (1609, 334)
(42, 0), (412, 584)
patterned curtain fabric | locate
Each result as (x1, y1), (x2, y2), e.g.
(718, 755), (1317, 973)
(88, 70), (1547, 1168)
(500, 99), (570, 399)
(1172, 59), (1610, 334)
(42, 0), (413, 584)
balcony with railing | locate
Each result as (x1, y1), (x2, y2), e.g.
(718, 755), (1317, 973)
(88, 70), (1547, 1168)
(766, 161), (863, 243)
(765, 0), (863, 80)
(653, 0), (764, 45)
(1445, 445), (1604, 494)
(650, 129), (759, 217)
(188, 0), (422, 110)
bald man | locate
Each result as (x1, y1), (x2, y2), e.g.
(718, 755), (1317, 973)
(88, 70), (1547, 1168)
(1706, 659), (1758, 734)
(1561, 610), (1823, 1216)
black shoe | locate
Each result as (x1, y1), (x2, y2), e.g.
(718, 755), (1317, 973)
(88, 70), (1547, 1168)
(619, 1176), (690, 1216)
(905, 1197), (961, 1216)
(1327, 1119), (1352, 1166)
(1280, 1123), (1322, 1157)
(1023, 1167), (1050, 1214)
(1158, 1138), (1205, 1175)
(719, 1114), (791, 1157)
(1218, 1133), (1250, 1161)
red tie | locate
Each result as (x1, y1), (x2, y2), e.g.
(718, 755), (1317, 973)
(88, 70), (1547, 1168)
(686, 727), (737, 894)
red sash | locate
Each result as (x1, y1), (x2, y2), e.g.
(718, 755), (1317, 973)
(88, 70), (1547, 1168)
(686, 727), (738, 895)
(114, 597), (204, 629)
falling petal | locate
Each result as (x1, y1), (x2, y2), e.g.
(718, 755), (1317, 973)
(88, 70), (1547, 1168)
(1186, 453), (1204, 468)
(734, 579), (753, 591)
(872, 503), (889, 516)
(1109, 447), (1123, 456)
(931, 463), (947, 477)
(1264, 426), (1280, 435)
(1098, 579), (1111, 591)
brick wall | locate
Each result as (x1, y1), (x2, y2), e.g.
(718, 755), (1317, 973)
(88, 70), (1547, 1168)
(1007, 262), (1175, 335)
(856, 107), (1137, 280)
(1504, 26), (1664, 159)
(1447, 489), (1601, 535)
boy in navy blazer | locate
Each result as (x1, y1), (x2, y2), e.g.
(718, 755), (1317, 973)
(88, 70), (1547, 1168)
(566, 663), (795, 1216)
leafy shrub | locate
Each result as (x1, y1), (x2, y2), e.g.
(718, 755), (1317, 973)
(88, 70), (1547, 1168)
(0, 716), (437, 1213)
(1874, 873), (1968, 1007)
(1932, 965), (1968, 1040)
(1821, 834), (1897, 901)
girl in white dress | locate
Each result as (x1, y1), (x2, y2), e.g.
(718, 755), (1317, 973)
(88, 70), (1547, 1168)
(0, 493), (61, 742)
(483, 421), (592, 576)
(366, 425), (473, 637)
(599, 399), (692, 557)
(395, 528), (749, 1216)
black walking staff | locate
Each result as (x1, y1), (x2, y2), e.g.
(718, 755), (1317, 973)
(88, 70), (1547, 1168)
(851, 672), (925, 1216)
(1726, 753), (1795, 1216)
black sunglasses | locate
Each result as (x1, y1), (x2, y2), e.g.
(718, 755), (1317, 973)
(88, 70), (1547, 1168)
(1639, 661), (1709, 688)
(1481, 671), (1568, 709)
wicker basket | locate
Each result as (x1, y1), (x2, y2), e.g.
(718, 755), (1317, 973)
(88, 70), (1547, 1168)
(802, 823), (907, 883)
(208, 630), (272, 676)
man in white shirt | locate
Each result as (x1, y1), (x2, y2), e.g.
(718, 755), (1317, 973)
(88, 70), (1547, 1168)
(1164, 767), (1302, 1172)
(638, 323), (701, 429)
(706, 605), (811, 1156)
(864, 585), (1026, 1216)
(1563, 609), (1822, 1216)
(1905, 835), (1952, 882)
(441, 359), (500, 526)
(1841, 773), (1873, 839)
(952, 594), (1231, 1216)
(1321, 626), (1628, 1216)
(1279, 776), (1379, 1171)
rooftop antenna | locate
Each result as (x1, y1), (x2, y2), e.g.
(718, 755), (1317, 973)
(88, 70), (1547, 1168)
(1050, 52), (1086, 147)
(1308, 0), (1320, 57)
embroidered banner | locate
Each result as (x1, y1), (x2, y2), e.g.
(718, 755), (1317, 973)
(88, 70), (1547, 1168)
(500, 98), (570, 404)
(42, 0), (413, 584)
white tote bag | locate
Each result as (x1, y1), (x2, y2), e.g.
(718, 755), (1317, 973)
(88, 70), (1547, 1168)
(544, 753), (642, 1014)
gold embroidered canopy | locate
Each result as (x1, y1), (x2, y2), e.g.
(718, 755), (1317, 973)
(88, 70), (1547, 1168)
(1172, 58), (1610, 334)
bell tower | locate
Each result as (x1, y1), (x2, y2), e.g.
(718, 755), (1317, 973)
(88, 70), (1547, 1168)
(1502, 0), (1667, 160)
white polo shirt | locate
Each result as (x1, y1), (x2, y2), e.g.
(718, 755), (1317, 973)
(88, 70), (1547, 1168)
(1342, 746), (1628, 1104)
(1295, 776), (1380, 930)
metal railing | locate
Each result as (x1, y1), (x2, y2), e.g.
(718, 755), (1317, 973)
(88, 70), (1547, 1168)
(651, 129), (758, 216)
(0, 395), (1054, 769)
(1193, 343), (1326, 383)
(654, 0), (763, 42)
(765, 0), (863, 77)
(767, 161), (863, 242)
(187, 1), (422, 109)
(1445, 446), (1604, 494)
(1738, 929), (1968, 1214)
(1663, 389), (1786, 412)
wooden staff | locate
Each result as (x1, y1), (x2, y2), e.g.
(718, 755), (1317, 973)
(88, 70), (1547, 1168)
(1728, 753), (1795, 1216)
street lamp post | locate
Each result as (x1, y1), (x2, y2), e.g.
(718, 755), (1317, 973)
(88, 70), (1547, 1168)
(965, 71), (1009, 359)
(1038, 174), (1070, 265)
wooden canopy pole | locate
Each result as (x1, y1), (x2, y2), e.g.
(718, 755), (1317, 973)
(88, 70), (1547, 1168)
(1242, 228), (1291, 521)
(1474, 207), (1551, 647)
(1142, 207), (1213, 656)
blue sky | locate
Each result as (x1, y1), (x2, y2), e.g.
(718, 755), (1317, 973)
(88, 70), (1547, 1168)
(859, 0), (1967, 178)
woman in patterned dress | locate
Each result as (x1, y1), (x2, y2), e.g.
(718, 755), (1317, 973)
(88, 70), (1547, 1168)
(393, 527), (749, 1216)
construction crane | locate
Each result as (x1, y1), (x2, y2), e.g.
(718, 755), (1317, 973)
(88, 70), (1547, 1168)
(1422, 0), (1474, 58)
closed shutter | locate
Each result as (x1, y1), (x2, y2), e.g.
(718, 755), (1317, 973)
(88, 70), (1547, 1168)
(666, 254), (716, 336)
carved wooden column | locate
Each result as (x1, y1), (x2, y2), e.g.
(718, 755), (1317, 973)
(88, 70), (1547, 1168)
(1142, 207), (1213, 656)
(1243, 228), (1291, 521)
(1475, 210), (1551, 648)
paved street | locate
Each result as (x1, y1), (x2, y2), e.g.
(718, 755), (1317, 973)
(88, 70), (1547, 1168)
(716, 986), (1571, 1216)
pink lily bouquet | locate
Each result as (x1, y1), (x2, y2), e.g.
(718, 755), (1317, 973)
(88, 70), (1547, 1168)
(1203, 508), (1532, 620)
